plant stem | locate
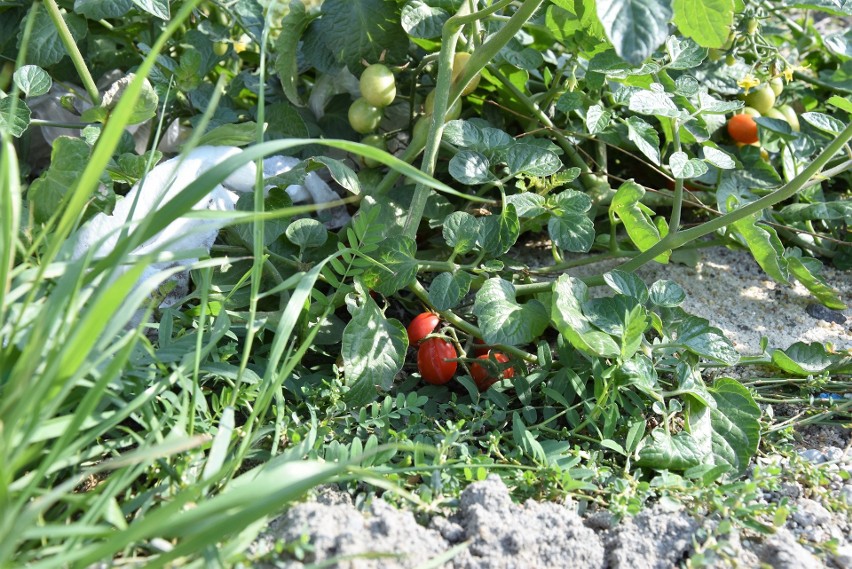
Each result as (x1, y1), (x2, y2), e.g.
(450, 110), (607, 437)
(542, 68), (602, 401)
(668, 121), (684, 234)
(42, 0), (101, 105)
(613, 121), (852, 275)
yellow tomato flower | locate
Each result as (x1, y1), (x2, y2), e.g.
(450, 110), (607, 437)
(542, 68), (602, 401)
(737, 74), (761, 94)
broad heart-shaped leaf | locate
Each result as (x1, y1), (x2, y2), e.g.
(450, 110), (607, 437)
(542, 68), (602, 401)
(443, 211), (480, 254)
(400, 0), (449, 39)
(359, 236), (418, 296)
(827, 95), (852, 114)
(772, 342), (833, 375)
(669, 151), (709, 179)
(615, 354), (660, 398)
(342, 296), (408, 406)
(626, 116), (661, 165)
(702, 145), (736, 169)
(687, 378), (761, 477)
(505, 144), (563, 177)
(20, 7), (87, 67)
(785, 251), (845, 310)
(449, 150), (494, 185)
(317, 0), (409, 70)
(274, 1), (310, 107)
(551, 275), (621, 357)
(0, 97), (31, 138)
(506, 193), (547, 218)
(548, 190), (595, 252)
(478, 205), (520, 256)
(286, 218), (328, 250)
(73, 0), (134, 19)
(610, 181), (670, 263)
(649, 279), (686, 307)
(636, 429), (706, 471)
(729, 206), (789, 284)
(674, 316), (739, 365)
(13, 65), (51, 97)
(696, 92), (743, 114)
(597, 0), (672, 65)
(583, 295), (642, 335)
(27, 136), (92, 223)
(664, 36), (707, 69)
(604, 270), (649, 302)
(800, 111), (845, 135)
(585, 104), (612, 134)
(131, 0), (169, 20)
(672, 0), (735, 48)
(473, 278), (549, 346)
(428, 271), (473, 311)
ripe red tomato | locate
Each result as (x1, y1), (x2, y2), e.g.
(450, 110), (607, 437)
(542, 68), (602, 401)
(407, 312), (440, 345)
(470, 352), (513, 391)
(417, 338), (457, 385)
(472, 338), (490, 356)
(727, 113), (759, 144)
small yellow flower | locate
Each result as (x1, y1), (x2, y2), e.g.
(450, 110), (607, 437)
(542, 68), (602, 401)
(782, 64), (809, 82)
(737, 74), (761, 94)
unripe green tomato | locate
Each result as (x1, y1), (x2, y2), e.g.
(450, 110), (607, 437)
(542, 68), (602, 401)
(348, 97), (383, 134)
(769, 77), (784, 96)
(424, 89), (462, 121)
(359, 63), (396, 108)
(746, 17), (759, 35)
(360, 134), (386, 168)
(744, 85), (775, 115)
(725, 54), (736, 66)
(777, 104), (800, 132)
(742, 106), (761, 117)
(213, 41), (228, 57)
(451, 52), (481, 96)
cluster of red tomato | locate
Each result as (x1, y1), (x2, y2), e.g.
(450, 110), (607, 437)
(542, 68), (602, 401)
(406, 312), (513, 391)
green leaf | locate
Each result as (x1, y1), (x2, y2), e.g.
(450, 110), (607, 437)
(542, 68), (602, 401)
(267, 101), (310, 138)
(557, 90), (585, 112)
(583, 295), (641, 335)
(785, 252), (845, 310)
(317, 0), (409, 70)
(610, 181), (670, 263)
(626, 116), (661, 165)
(105, 150), (162, 185)
(669, 151), (709, 179)
(428, 271), (474, 311)
(20, 7), (87, 67)
(359, 236), (419, 296)
(131, 0), (170, 20)
(505, 144), (563, 177)
(664, 36), (708, 69)
(637, 429), (706, 471)
(548, 190), (595, 252)
(585, 104), (612, 134)
(552, 274), (621, 357)
(604, 270), (649, 302)
(779, 201), (851, 223)
(479, 205), (520, 256)
(629, 88), (683, 118)
(449, 150), (494, 185)
(771, 342), (833, 375)
(308, 156), (361, 195)
(443, 211), (480, 254)
(0, 97), (31, 138)
(616, 355), (659, 398)
(274, 1), (310, 107)
(13, 65), (51, 97)
(473, 278), (549, 346)
(649, 279), (686, 307)
(730, 207), (789, 284)
(597, 0), (672, 65)
(506, 193), (547, 218)
(401, 0), (450, 39)
(672, 0), (734, 48)
(286, 218), (328, 249)
(688, 378), (761, 477)
(800, 111), (845, 135)
(342, 296), (408, 406)
(702, 145), (736, 169)
(697, 92), (743, 114)
(73, 0), (134, 19)
(827, 95), (852, 114)
(27, 136), (92, 224)
(675, 316), (739, 364)
(197, 122), (259, 147)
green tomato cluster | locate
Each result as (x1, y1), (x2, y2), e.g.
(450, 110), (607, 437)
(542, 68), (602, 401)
(348, 63), (397, 135)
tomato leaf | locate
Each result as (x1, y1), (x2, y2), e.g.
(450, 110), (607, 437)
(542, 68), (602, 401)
(674, 316), (739, 365)
(20, 6), (87, 67)
(342, 296), (408, 406)
(597, 0), (672, 65)
(0, 97), (31, 138)
(551, 275), (621, 357)
(442, 211), (480, 254)
(473, 278), (549, 346)
(274, 0), (311, 107)
(610, 181), (671, 263)
(359, 236), (418, 296)
(428, 271), (473, 311)
(315, 0), (408, 71)
(672, 0), (735, 49)
(771, 342), (833, 375)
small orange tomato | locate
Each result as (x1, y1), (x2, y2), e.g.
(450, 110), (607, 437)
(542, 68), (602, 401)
(727, 113), (759, 144)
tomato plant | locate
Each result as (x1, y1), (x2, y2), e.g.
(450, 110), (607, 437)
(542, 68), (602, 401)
(407, 311), (439, 345)
(417, 338), (457, 385)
